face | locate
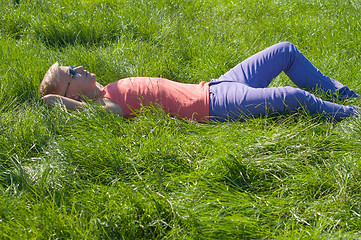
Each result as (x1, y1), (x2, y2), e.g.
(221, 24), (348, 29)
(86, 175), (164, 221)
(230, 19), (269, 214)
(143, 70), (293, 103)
(56, 65), (97, 99)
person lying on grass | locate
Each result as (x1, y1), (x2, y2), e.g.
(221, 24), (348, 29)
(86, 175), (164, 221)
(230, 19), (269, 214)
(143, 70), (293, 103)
(40, 42), (360, 122)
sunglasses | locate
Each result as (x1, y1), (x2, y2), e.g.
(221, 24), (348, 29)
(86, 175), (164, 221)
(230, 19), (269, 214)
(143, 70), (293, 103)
(64, 66), (79, 97)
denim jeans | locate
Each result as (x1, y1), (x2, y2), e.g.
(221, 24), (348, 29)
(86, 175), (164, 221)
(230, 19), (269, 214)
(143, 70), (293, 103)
(209, 42), (359, 121)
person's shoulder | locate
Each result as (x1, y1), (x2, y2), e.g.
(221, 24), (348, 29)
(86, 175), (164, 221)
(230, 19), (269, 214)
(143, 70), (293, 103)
(95, 97), (124, 117)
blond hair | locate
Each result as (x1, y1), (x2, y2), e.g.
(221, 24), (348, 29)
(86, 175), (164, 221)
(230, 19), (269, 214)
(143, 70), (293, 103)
(39, 62), (60, 96)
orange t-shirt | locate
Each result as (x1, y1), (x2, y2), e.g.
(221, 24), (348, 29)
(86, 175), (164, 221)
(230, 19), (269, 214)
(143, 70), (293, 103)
(102, 77), (209, 122)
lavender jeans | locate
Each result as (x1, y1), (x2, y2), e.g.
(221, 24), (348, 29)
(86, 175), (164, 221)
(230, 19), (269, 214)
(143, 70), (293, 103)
(209, 42), (359, 122)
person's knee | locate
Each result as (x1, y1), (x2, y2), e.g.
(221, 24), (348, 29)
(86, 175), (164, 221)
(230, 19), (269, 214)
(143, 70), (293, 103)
(271, 42), (299, 67)
(277, 42), (297, 55)
(282, 87), (308, 109)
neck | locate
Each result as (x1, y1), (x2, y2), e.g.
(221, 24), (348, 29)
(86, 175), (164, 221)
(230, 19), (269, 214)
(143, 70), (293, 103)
(81, 82), (104, 100)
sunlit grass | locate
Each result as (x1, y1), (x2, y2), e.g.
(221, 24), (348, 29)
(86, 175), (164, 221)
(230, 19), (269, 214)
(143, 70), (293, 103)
(1, 0), (361, 238)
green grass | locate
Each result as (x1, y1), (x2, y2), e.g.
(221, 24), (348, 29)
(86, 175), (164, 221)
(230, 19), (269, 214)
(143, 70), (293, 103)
(2, 0), (361, 238)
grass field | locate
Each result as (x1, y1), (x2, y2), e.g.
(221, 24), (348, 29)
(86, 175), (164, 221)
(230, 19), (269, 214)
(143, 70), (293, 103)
(2, 0), (361, 238)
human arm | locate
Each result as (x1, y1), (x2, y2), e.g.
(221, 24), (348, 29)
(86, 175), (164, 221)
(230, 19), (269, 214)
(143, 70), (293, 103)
(42, 94), (85, 111)
(42, 94), (124, 117)
(94, 97), (124, 117)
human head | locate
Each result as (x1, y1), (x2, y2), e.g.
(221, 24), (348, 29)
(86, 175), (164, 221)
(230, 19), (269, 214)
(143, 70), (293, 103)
(40, 62), (97, 99)
(39, 62), (60, 97)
